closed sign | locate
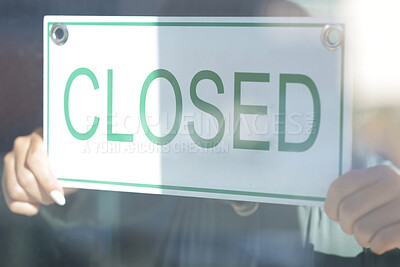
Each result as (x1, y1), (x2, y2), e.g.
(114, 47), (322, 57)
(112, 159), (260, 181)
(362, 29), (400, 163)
(44, 16), (351, 206)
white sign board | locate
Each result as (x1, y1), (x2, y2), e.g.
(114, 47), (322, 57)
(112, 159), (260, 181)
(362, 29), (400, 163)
(43, 16), (351, 206)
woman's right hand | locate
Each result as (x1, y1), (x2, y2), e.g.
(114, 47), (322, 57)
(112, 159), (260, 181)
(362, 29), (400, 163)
(1, 128), (69, 216)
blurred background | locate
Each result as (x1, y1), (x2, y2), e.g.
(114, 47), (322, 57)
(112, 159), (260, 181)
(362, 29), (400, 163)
(2, 0), (400, 266)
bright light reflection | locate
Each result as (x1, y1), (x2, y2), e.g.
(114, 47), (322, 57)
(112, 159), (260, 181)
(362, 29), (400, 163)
(350, 0), (400, 108)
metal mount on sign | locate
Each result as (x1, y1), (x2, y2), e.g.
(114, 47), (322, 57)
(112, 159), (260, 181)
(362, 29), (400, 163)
(321, 24), (343, 50)
(50, 23), (68, 46)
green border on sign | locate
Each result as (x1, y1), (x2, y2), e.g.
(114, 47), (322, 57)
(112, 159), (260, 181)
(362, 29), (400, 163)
(47, 21), (345, 203)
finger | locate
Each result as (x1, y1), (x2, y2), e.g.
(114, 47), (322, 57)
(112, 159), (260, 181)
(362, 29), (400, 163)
(353, 197), (400, 248)
(337, 165), (400, 234)
(64, 188), (78, 195)
(3, 151), (37, 203)
(26, 130), (65, 206)
(8, 201), (40, 217)
(2, 170), (40, 216)
(231, 202), (259, 217)
(13, 136), (54, 205)
(369, 222), (400, 255)
(324, 166), (385, 221)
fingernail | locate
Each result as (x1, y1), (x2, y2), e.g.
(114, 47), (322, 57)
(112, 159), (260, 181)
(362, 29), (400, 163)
(50, 190), (66, 206)
(384, 161), (400, 176)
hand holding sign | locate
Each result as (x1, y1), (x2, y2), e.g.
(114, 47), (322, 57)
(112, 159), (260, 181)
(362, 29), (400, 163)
(324, 109), (400, 254)
(1, 128), (67, 216)
(325, 164), (400, 255)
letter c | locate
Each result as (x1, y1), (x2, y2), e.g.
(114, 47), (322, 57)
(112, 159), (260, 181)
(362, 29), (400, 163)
(64, 68), (100, 140)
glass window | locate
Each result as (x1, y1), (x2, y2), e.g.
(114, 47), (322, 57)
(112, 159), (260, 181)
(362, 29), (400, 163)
(2, 1), (400, 266)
